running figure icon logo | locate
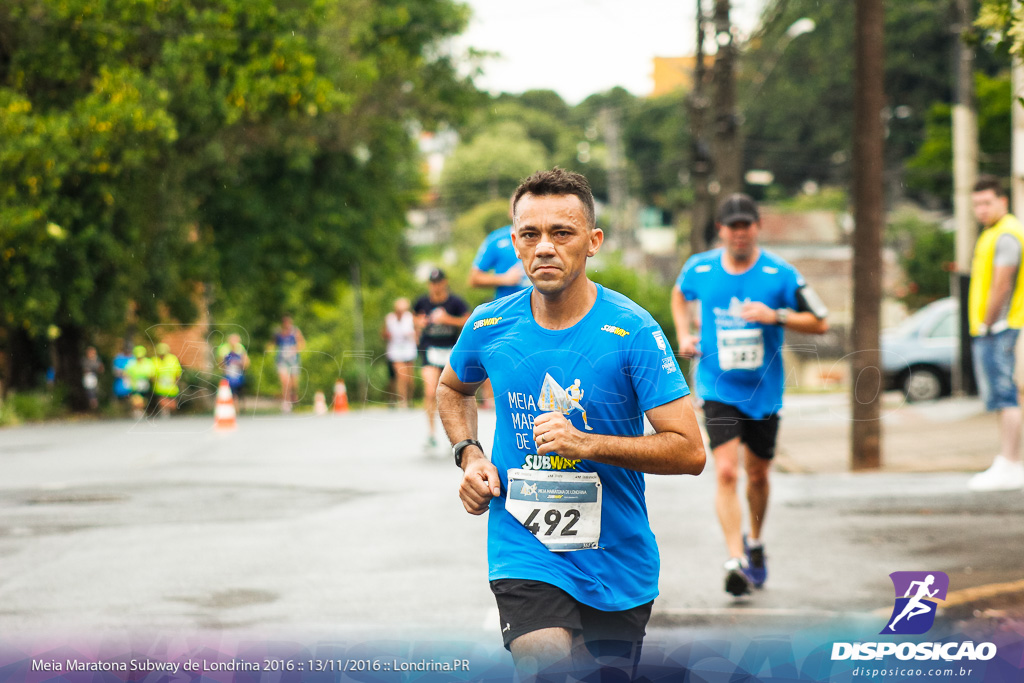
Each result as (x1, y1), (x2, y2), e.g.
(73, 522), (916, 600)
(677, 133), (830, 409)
(882, 571), (949, 635)
(538, 373), (594, 431)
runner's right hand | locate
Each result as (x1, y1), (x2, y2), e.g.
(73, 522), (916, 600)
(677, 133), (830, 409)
(460, 458), (502, 515)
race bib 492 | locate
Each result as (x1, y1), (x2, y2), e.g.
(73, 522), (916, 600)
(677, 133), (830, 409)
(505, 468), (601, 552)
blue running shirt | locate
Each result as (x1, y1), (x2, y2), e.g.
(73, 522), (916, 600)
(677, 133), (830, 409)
(449, 284), (690, 611)
(676, 248), (804, 419)
(472, 225), (530, 300)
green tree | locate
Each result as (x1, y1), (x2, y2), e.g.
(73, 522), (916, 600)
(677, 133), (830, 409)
(976, 1), (1024, 53)
(0, 0), (476, 407)
(623, 91), (692, 215)
(1, 61), (184, 402)
(452, 198), (512, 247)
(743, 0), (1002, 193)
(571, 87), (692, 217)
(461, 95), (572, 157)
(905, 71), (1012, 202)
(888, 214), (956, 310)
(439, 120), (549, 213)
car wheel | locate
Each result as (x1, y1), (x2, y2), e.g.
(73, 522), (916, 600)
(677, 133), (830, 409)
(903, 367), (943, 402)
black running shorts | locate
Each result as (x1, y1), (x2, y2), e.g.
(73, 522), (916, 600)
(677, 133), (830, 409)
(702, 400), (780, 461)
(490, 579), (652, 653)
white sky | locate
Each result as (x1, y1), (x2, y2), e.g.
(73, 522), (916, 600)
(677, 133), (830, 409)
(453, 0), (769, 105)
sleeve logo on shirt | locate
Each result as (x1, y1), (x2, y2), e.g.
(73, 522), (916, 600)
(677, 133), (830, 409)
(652, 331), (667, 351)
(601, 324), (630, 337)
(762, 266), (779, 275)
(473, 316), (503, 330)
(695, 264), (712, 273)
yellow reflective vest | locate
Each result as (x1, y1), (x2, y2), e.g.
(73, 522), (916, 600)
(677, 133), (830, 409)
(969, 213), (1024, 336)
(153, 354), (182, 397)
(124, 357), (155, 393)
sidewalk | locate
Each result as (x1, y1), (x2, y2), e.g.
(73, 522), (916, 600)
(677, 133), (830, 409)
(757, 392), (1024, 633)
(773, 393), (997, 474)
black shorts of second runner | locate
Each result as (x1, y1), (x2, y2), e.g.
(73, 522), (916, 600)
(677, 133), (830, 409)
(490, 579), (652, 654)
(702, 400), (780, 460)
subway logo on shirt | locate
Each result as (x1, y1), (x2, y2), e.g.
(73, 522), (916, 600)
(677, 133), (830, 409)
(522, 454), (582, 471)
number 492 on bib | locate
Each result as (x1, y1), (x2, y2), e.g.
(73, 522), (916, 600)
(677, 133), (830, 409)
(505, 468), (602, 552)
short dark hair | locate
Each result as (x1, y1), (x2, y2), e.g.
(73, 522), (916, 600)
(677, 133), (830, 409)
(973, 175), (1007, 197)
(511, 167), (596, 229)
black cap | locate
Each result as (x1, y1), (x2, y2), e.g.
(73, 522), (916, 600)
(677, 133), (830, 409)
(717, 193), (760, 226)
(428, 268), (447, 282)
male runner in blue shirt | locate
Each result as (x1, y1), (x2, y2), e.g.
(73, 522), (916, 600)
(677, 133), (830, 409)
(468, 219), (530, 409)
(438, 168), (706, 680)
(672, 193), (829, 597)
(469, 220), (530, 300)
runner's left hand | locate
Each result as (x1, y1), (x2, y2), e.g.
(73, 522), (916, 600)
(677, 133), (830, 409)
(534, 412), (587, 458)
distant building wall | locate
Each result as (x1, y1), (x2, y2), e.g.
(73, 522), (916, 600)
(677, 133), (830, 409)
(650, 56), (715, 98)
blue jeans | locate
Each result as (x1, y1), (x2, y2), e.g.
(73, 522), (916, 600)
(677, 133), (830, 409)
(972, 328), (1020, 411)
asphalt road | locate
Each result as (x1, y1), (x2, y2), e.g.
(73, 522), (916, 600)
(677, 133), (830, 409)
(1, 405), (1023, 649)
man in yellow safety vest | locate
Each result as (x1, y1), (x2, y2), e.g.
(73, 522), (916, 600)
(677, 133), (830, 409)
(153, 342), (183, 418)
(125, 345), (156, 419)
(968, 175), (1024, 491)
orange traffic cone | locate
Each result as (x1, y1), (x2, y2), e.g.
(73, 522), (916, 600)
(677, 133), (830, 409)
(313, 390), (328, 416)
(333, 379), (349, 414)
(214, 379), (237, 431)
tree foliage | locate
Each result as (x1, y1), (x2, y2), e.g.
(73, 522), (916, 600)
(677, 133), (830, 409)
(441, 87), (693, 223)
(742, 0), (1003, 194)
(905, 71), (1011, 201)
(0, 0), (476, 402)
(976, 0), (1024, 54)
(439, 120), (549, 214)
(887, 214), (956, 310)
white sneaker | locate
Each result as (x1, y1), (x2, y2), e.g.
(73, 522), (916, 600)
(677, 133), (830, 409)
(968, 455), (1024, 491)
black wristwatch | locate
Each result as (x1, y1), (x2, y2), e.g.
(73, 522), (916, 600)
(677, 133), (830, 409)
(453, 438), (483, 469)
(775, 308), (792, 326)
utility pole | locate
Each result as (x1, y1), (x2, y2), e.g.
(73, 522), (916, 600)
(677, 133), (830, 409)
(712, 0), (742, 201)
(851, 0), (885, 470)
(688, 0), (712, 255)
(601, 106), (640, 268)
(351, 261), (366, 404)
(952, 0), (978, 396)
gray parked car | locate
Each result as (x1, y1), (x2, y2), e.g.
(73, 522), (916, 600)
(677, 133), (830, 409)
(881, 297), (958, 402)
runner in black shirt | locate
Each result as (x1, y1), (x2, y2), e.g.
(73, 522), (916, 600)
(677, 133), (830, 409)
(413, 268), (470, 454)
